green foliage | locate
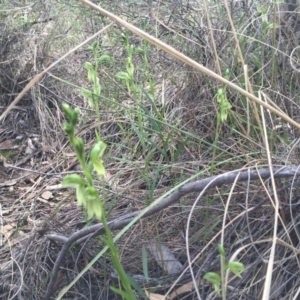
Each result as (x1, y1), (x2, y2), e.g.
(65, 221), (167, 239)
(4, 1), (297, 298)
(116, 32), (137, 95)
(62, 103), (137, 299)
(255, 5), (280, 34)
(204, 272), (221, 296)
(142, 246), (149, 282)
(211, 69), (232, 173)
(204, 244), (245, 297)
(82, 41), (112, 127)
(217, 88), (232, 123)
(62, 104), (105, 218)
(90, 141), (107, 175)
(60, 39), (142, 299)
(226, 261), (245, 278)
(218, 244), (226, 257)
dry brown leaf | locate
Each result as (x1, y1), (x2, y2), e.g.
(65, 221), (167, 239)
(170, 281), (194, 299)
(41, 191), (53, 200)
(3, 223), (17, 235)
(144, 290), (170, 300)
(2, 223), (17, 244)
(0, 139), (13, 150)
(41, 144), (54, 153)
(0, 179), (17, 187)
(148, 240), (183, 275)
(18, 186), (30, 191)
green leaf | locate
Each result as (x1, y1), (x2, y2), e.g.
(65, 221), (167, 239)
(90, 141), (107, 162)
(76, 185), (86, 206)
(97, 141), (107, 158)
(62, 175), (87, 206)
(128, 276), (147, 299)
(62, 103), (73, 120)
(110, 286), (131, 299)
(74, 138), (85, 162)
(84, 187), (102, 220)
(98, 54), (111, 63)
(62, 104), (80, 126)
(204, 272), (221, 296)
(93, 77), (101, 96)
(87, 161), (94, 173)
(142, 246), (149, 282)
(135, 47), (145, 55)
(80, 88), (93, 99)
(63, 123), (74, 136)
(93, 160), (106, 176)
(116, 72), (130, 81)
(88, 41), (99, 55)
(218, 244), (226, 257)
(62, 174), (86, 187)
(227, 261), (245, 278)
(86, 198), (103, 220)
(71, 108), (80, 125)
(85, 186), (99, 200)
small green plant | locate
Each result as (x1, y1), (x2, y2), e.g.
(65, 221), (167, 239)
(204, 244), (245, 298)
(116, 31), (137, 97)
(211, 69), (232, 173)
(256, 5), (280, 35)
(61, 104), (137, 299)
(58, 42), (148, 300)
(61, 41), (137, 299)
(81, 41), (111, 126)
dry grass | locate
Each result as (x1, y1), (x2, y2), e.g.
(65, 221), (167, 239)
(2, 0), (300, 299)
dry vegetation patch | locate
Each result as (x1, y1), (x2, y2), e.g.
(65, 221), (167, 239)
(2, 0), (300, 299)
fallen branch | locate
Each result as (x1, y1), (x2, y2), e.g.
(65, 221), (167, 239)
(45, 165), (300, 299)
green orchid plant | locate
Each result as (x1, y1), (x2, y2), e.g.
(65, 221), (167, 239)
(204, 244), (245, 298)
(61, 104), (136, 299)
